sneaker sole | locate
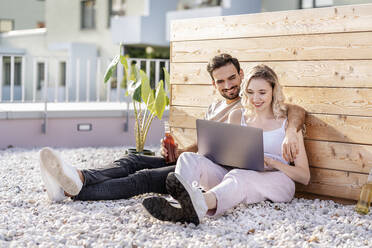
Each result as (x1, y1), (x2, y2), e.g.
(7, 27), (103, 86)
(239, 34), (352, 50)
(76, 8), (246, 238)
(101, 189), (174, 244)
(40, 148), (80, 195)
(39, 163), (67, 202)
(142, 197), (186, 223)
(166, 173), (200, 225)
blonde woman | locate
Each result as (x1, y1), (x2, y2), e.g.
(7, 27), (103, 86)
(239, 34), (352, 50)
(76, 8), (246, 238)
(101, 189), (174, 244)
(143, 64), (310, 225)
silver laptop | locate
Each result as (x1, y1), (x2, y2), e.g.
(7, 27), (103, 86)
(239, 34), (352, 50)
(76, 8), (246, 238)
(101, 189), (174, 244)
(196, 119), (264, 171)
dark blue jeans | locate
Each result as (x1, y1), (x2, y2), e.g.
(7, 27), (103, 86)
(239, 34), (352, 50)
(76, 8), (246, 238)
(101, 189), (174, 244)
(72, 154), (175, 201)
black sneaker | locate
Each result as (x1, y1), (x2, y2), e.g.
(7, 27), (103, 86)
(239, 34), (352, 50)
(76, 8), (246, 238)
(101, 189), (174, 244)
(165, 172), (208, 225)
(142, 196), (187, 223)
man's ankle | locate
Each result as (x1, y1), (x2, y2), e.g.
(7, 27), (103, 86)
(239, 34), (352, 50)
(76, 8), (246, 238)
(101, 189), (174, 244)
(64, 191), (73, 197)
(77, 170), (84, 184)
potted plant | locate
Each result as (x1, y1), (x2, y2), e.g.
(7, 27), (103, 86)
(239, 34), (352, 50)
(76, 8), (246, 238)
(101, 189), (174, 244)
(104, 45), (170, 155)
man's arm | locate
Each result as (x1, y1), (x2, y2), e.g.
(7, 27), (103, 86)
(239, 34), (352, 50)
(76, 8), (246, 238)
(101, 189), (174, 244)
(287, 104), (306, 132)
(283, 104), (306, 162)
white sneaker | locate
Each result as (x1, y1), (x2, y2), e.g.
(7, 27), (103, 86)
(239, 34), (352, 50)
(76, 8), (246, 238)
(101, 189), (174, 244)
(39, 147), (83, 196)
(39, 153), (67, 202)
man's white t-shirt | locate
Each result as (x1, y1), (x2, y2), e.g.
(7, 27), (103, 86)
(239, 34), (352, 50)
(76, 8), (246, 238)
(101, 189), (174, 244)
(205, 99), (242, 123)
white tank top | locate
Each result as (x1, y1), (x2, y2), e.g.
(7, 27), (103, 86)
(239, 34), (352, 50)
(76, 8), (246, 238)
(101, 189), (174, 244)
(241, 111), (289, 165)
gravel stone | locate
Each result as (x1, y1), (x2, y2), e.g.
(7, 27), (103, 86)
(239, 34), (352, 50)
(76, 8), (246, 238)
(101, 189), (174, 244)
(0, 147), (371, 247)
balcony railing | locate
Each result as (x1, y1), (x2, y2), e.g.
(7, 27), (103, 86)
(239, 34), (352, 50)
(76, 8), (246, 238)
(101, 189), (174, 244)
(0, 55), (169, 104)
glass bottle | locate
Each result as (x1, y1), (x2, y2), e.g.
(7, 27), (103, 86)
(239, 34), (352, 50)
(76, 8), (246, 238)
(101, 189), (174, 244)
(355, 169), (372, 215)
(163, 121), (176, 163)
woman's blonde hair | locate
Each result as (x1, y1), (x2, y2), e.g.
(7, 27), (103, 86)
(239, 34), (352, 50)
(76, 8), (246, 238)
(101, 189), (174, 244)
(240, 64), (287, 120)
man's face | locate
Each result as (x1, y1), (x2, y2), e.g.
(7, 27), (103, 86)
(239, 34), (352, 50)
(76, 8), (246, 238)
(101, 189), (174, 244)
(211, 63), (243, 103)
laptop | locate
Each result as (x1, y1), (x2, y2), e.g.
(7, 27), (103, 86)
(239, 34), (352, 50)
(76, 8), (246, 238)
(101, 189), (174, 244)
(196, 119), (264, 171)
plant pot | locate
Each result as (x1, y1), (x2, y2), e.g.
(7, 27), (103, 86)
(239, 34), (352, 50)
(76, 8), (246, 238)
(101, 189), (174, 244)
(125, 148), (156, 156)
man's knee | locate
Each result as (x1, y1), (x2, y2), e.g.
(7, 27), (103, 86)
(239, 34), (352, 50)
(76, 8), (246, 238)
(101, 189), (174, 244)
(126, 153), (141, 161)
(113, 153), (140, 166)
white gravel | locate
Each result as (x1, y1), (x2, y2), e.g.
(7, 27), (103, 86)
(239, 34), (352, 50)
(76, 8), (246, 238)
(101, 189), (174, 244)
(0, 147), (371, 248)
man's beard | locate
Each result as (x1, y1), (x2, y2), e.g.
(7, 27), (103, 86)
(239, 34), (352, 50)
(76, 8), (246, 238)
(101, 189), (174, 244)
(222, 86), (240, 100)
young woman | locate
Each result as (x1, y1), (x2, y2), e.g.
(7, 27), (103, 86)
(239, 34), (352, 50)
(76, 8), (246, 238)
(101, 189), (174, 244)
(142, 65), (310, 225)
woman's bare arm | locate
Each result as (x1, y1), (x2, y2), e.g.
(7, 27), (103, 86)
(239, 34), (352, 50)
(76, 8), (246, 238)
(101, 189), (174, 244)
(265, 131), (310, 185)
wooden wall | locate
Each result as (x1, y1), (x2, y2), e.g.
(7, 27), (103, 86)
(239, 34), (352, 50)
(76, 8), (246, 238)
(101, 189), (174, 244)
(169, 4), (372, 200)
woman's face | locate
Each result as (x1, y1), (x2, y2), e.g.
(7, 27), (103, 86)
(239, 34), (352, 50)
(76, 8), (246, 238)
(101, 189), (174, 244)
(247, 78), (273, 113)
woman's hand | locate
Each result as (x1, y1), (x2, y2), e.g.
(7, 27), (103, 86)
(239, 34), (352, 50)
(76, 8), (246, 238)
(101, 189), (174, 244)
(264, 156), (277, 170)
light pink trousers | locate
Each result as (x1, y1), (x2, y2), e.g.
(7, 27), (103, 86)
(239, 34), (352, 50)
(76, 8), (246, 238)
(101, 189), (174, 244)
(175, 152), (295, 216)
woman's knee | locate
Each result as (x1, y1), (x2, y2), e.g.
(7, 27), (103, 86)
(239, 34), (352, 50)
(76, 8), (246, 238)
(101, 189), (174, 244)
(177, 152), (200, 167)
(175, 152), (202, 174)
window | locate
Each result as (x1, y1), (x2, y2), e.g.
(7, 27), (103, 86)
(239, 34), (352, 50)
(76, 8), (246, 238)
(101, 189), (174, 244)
(14, 61), (22, 86)
(108, 0), (126, 27)
(178, 0), (222, 10)
(59, 62), (66, 86)
(2, 56), (22, 86)
(301, 0), (333, 9)
(81, 0), (96, 29)
(110, 0), (126, 16)
(0, 19), (14, 32)
(37, 62), (45, 90)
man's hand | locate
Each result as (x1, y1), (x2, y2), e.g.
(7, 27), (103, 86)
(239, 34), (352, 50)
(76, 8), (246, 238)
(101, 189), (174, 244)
(160, 138), (181, 161)
(282, 127), (299, 162)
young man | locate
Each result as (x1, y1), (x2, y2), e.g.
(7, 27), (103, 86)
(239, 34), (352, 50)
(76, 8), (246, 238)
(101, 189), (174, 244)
(39, 54), (305, 202)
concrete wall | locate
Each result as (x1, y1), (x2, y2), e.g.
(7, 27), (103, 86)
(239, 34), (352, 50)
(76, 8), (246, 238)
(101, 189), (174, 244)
(126, 0), (148, 16)
(0, 116), (166, 149)
(0, 102), (169, 149)
(141, 0), (178, 46)
(0, 0), (45, 30)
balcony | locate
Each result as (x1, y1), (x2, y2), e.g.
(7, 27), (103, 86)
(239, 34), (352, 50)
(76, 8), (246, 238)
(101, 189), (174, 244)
(0, 55), (169, 149)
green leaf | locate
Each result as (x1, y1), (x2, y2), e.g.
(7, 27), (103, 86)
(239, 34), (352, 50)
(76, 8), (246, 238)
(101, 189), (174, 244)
(103, 55), (120, 83)
(154, 80), (166, 120)
(165, 95), (170, 106)
(120, 76), (127, 90)
(120, 55), (129, 80)
(163, 67), (170, 90)
(130, 64), (140, 82)
(133, 84), (142, 102)
(128, 80), (142, 102)
(140, 70), (155, 109)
